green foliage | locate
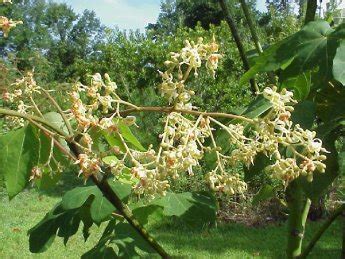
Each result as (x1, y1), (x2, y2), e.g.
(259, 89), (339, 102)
(241, 21), (345, 91)
(118, 121), (146, 151)
(28, 181), (131, 253)
(239, 21), (344, 202)
(240, 96), (272, 119)
(252, 184), (276, 205)
(333, 40), (345, 85)
(151, 191), (217, 227)
(0, 0), (104, 81)
(290, 100), (316, 128)
(0, 117), (68, 197)
(131, 191), (218, 229)
(28, 176), (217, 256)
(1, 1), (344, 257)
(0, 125), (37, 198)
(61, 182), (131, 224)
(82, 219), (156, 258)
(28, 202), (93, 253)
(281, 72), (311, 100)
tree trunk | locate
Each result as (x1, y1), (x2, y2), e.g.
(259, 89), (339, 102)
(218, 0), (259, 94)
(304, 0), (317, 25)
(238, 0), (263, 53)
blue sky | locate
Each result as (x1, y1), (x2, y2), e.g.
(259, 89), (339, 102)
(54, 0), (267, 32)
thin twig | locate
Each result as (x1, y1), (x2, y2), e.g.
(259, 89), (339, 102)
(0, 108), (67, 137)
(42, 88), (74, 136)
(27, 118), (76, 161)
(119, 106), (254, 123)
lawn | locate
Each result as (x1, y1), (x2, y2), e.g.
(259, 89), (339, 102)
(0, 183), (342, 258)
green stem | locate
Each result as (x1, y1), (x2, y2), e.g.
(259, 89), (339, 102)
(286, 180), (311, 258)
(119, 106), (254, 123)
(341, 213), (345, 258)
(299, 204), (345, 258)
(218, 0), (259, 94)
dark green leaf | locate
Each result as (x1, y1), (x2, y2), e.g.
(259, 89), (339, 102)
(28, 203), (82, 253)
(62, 185), (99, 210)
(102, 130), (126, 152)
(281, 72), (311, 100)
(244, 153), (273, 182)
(240, 21), (345, 86)
(291, 101), (316, 128)
(90, 194), (114, 224)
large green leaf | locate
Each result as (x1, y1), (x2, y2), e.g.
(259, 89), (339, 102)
(333, 40), (345, 85)
(130, 192), (217, 228)
(281, 72), (311, 100)
(315, 85), (345, 123)
(240, 21), (345, 89)
(43, 112), (68, 134)
(28, 203), (92, 253)
(82, 219), (156, 258)
(102, 130), (126, 152)
(244, 153), (273, 182)
(30, 181), (132, 253)
(30, 125), (70, 190)
(0, 125), (38, 198)
(91, 194), (115, 224)
(62, 186), (99, 210)
(132, 204), (164, 227)
(151, 192), (217, 227)
(291, 100), (316, 129)
(62, 181), (131, 224)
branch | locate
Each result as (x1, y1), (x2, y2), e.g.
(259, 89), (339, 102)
(298, 204), (345, 258)
(218, 0), (259, 94)
(17, 114), (170, 257)
(119, 106), (254, 123)
(68, 142), (169, 258)
(0, 108), (68, 138)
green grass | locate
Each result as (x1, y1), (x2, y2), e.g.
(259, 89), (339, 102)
(0, 185), (342, 258)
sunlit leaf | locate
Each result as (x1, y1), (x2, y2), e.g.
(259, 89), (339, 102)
(0, 125), (38, 198)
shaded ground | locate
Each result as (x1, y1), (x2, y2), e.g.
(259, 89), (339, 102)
(0, 183), (341, 258)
